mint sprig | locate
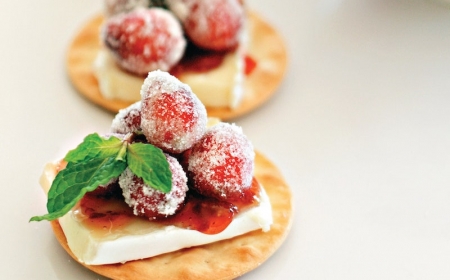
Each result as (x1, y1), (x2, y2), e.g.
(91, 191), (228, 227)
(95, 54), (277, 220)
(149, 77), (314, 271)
(30, 157), (127, 222)
(30, 133), (172, 222)
(127, 142), (171, 193)
(65, 133), (123, 162)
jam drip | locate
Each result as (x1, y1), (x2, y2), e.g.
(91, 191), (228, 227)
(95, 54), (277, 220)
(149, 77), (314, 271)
(244, 55), (257, 75)
(76, 178), (261, 235)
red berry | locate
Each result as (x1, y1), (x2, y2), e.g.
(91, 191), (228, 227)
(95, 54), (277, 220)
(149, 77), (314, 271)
(173, 0), (244, 51)
(102, 7), (186, 75)
(187, 122), (254, 202)
(140, 70), (207, 154)
(119, 154), (188, 219)
(110, 101), (142, 134)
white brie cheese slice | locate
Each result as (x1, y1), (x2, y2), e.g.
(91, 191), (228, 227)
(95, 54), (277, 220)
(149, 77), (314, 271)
(41, 162), (273, 265)
(93, 49), (143, 102)
(93, 45), (245, 108)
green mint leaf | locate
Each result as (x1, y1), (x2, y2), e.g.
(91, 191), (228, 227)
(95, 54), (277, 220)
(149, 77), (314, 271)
(30, 157), (127, 222)
(65, 133), (123, 163)
(127, 143), (172, 193)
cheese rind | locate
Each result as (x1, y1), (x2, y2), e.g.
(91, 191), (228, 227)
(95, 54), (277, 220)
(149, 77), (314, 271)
(41, 163), (273, 265)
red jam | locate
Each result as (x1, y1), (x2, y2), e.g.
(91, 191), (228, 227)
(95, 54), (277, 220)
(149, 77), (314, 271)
(170, 43), (228, 76)
(170, 43), (257, 77)
(162, 192), (238, 234)
(163, 178), (260, 234)
(76, 178), (261, 235)
(244, 55), (257, 75)
(78, 193), (135, 230)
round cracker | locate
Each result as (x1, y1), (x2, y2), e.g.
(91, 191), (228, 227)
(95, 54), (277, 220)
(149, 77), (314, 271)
(50, 151), (293, 280)
(66, 11), (287, 120)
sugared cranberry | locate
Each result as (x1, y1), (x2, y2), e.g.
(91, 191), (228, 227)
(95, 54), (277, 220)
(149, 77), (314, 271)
(140, 70), (207, 154)
(110, 101), (142, 134)
(171, 0), (244, 51)
(102, 7), (186, 75)
(187, 122), (254, 202)
(119, 154), (188, 219)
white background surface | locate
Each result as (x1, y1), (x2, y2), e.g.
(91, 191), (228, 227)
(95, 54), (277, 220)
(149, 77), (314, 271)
(1, 0), (450, 279)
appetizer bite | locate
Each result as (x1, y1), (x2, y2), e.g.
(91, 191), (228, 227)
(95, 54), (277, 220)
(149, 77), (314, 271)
(32, 71), (292, 279)
(67, 0), (287, 120)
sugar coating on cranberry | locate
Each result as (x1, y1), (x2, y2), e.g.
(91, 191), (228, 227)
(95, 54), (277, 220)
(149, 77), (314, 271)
(119, 154), (188, 219)
(140, 70), (207, 154)
(187, 122), (255, 202)
(102, 7), (186, 75)
(171, 0), (244, 51)
(110, 101), (142, 134)
(104, 0), (150, 17)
